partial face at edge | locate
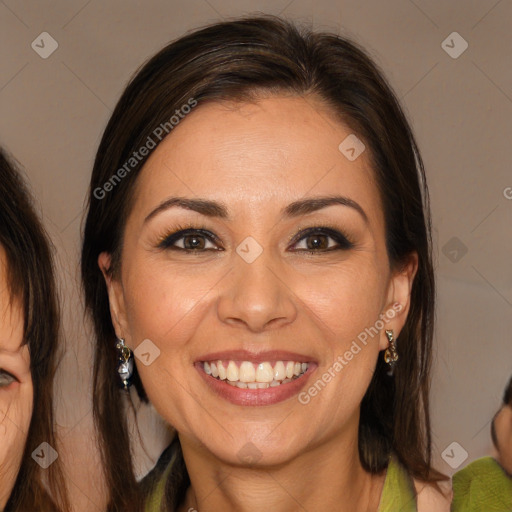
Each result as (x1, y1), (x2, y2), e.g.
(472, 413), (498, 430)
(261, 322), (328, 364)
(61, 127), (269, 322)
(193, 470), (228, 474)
(100, 95), (417, 467)
(0, 246), (33, 507)
(494, 404), (512, 475)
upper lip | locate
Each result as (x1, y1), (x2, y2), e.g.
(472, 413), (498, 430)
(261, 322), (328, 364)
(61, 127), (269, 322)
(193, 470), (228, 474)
(195, 349), (316, 364)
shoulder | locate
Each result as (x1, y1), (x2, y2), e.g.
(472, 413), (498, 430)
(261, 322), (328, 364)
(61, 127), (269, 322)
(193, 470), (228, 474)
(413, 477), (452, 512)
(451, 456), (512, 511)
(453, 455), (501, 481)
(452, 456), (508, 494)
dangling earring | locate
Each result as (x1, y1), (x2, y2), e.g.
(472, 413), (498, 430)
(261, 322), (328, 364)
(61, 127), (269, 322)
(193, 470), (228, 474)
(116, 338), (134, 389)
(384, 329), (398, 376)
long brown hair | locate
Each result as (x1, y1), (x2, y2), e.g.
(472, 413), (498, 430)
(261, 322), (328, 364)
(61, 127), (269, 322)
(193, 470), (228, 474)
(81, 15), (445, 511)
(0, 149), (70, 512)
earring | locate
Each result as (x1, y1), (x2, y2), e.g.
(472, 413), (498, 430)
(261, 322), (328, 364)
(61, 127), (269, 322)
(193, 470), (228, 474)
(384, 329), (398, 376)
(116, 338), (134, 389)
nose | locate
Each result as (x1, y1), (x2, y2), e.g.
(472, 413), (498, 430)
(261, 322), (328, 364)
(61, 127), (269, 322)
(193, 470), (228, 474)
(216, 254), (297, 333)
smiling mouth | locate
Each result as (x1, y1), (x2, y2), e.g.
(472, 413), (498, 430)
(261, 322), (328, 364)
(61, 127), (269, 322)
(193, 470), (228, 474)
(201, 360), (309, 389)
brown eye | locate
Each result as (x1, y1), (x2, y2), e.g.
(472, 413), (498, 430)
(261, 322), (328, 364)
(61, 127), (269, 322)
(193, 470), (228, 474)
(291, 227), (354, 253)
(158, 228), (221, 251)
(182, 234), (207, 250)
(304, 234), (330, 250)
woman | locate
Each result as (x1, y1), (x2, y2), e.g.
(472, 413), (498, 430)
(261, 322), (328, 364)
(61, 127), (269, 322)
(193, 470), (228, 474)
(0, 149), (69, 511)
(452, 376), (512, 511)
(81, 16), (451, 511)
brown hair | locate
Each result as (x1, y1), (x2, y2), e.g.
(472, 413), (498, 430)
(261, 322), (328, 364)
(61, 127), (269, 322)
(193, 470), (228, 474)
(81, 15), (445, 511)
(0, 149), (70, 512)
(503, 376), (512, 407)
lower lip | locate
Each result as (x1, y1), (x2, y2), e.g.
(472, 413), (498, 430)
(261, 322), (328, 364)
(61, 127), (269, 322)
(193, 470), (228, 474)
(195, 362), (317, 406)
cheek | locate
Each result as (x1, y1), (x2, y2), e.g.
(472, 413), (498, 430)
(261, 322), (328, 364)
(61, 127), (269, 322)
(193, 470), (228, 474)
(292, 263), (386, 414)
(123, 263), (220, 412)
(123, 262), (216, 345)
(295, 260), (386, 341)
(496, 409), (512, 458)
(0, 383), (33, 466)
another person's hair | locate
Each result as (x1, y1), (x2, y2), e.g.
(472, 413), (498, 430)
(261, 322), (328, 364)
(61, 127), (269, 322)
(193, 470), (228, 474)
(503, 376), (512, 407)
(0, 149), (70, 512)
(81, 15), (445, 511)
(491, 375), (512, 451)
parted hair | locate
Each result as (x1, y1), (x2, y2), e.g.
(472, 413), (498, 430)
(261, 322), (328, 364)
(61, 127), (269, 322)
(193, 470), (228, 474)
(81, 15), (445, 511)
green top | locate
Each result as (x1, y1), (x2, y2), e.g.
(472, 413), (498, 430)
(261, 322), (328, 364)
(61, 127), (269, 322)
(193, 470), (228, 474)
(452, 456), (512, 512)
(378, 455), (417, 511)
(144, 448), (417, 512)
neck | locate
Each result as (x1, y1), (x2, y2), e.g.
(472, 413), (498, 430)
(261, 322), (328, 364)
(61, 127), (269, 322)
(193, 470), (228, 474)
(176, 428), (386, 512)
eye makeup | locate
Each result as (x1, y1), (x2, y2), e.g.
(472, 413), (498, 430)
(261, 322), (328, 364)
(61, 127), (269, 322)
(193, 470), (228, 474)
(154, 221), (356, 255)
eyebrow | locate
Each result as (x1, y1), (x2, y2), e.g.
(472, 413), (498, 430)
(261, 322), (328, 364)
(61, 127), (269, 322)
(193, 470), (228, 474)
(144, 195), (369, 225)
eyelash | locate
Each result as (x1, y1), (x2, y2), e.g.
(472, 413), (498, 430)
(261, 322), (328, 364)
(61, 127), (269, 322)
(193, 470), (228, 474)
(156, 223), (355, 254)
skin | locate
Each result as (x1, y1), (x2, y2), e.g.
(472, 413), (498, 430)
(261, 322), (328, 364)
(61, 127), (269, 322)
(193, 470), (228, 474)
(100, 94), (421, 511)
(494, 404), (512, 475)
(0, 246), (33, 508)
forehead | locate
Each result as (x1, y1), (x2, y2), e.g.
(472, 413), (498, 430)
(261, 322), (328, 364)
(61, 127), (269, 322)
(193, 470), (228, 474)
(131, 95), (383, 227)
(0, 246), (24, 354)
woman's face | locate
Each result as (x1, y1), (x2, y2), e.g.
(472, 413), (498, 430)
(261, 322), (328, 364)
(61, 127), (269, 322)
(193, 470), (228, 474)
(494, 404), (512, 475)
(0, 247), (33, 507)
(101, 95), (417, 467)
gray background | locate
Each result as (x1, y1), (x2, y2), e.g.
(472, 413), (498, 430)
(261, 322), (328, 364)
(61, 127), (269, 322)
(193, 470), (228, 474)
(1, 1), (511, 510)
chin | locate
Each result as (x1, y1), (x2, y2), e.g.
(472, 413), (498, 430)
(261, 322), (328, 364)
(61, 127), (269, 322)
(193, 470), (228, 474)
(202, 438), (301, 468)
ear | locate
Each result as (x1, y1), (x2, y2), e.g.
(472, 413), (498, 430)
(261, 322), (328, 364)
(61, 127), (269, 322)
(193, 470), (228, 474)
(98, 252), (129, 342)
(378, 251), (419, 351)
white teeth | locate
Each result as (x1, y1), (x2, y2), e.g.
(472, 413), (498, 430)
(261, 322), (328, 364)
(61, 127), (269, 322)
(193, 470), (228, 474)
(273, 361), (286, 381)
(226, 361), (239, 382)
(217, 361), (227, 380)
(239, 361), (256, 382)
(202, 359), (310, 387)
(256, 362), (274, 383)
